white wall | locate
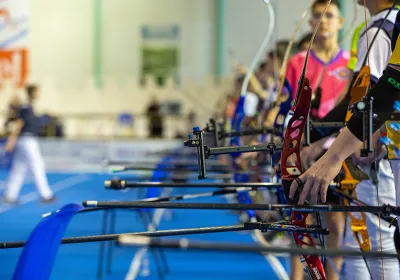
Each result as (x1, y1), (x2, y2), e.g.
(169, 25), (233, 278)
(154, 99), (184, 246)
(223, 0), (309, 74)
(27, 0), (368, 83)
(29, 0), (94, 84)
(28, 0), (216, 85)
(101, 0), (216, 84)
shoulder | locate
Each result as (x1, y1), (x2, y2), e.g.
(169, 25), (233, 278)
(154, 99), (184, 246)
(16, 104), (31, 115)
(19, 103), (31, 111)
(362, 17), (395, 41)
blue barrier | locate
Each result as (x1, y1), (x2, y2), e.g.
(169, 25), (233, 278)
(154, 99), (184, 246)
(13, 203), (83, 280)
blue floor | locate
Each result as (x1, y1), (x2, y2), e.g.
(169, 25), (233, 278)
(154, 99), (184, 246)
(0, 170), (290, 280)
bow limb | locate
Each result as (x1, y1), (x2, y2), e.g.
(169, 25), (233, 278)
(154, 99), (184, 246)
(275, 3), (311, 107)
(240, 0), (275, 99)
(230, 0), (275, 146)
(341, 160), (371, 251)
(236, 64), (267, 99)
(266, 3), (311, 130)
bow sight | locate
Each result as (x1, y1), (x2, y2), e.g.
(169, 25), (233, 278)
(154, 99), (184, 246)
(204, 118), (277, 146)
(184, 126), (281, 179)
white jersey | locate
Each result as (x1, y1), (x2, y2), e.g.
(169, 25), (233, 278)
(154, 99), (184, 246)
(355, 8), (399, 81)
(343, 7), (398, 279)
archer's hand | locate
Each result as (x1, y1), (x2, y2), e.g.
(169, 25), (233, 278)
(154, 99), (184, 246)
(289, 153), (343, 205)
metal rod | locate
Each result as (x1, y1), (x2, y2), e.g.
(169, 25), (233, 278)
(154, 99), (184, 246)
(110, 165), (272, 176)
(106, 210), (116, 275)
(117, 237), (400, 259)
(97, 209), (109, 280)
(330, 187), (396, 225)
(368, 97), (374, 153)
(104, 181), (283, 189)
(105, 159), (223, 166)
(0, 226), (247, 249)
(82, 201), (400, 215)
(0, 222), (321, 249)
(111, 166), (231, 174)
(208, 143), (282, 157)
(113, 173), (234, 181)
(220, 127), (275, 139)
(70, 187), (271, 217)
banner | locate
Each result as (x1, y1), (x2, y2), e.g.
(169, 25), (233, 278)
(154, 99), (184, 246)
(0, 0), (29, 87)
(141, 25), (180, 86)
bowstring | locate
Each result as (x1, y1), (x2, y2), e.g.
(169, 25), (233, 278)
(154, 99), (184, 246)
(274, 3), (311, 107)
(360, 2), (378, 278)
(369, 2), (400, 278)
(294, 0), (332, 106)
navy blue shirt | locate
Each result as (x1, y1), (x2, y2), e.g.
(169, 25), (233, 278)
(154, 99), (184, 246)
(16, 104), (40, 136)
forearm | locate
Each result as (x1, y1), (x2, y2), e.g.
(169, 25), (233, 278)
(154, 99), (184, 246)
(323, 127), (362, 162)
(7, 120), (23, 141)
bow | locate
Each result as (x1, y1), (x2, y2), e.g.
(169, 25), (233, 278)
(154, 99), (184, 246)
(280, 1), (332, 279)
(225, 2), (290, 279)
(340, 65), (372, 257)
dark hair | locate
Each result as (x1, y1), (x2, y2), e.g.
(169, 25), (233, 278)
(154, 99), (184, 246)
(26, 85), (38, 99)
(297, 32), (313, 50)
(312, 0), (341, 12)
(276, 40), (289, 57)
(236, 75), (245, 85)
(266, 40), (290, 61)
(258, 62), (267, 71)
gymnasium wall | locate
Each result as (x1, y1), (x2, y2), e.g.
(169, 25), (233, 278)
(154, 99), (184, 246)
(29, 0), (216, 85)
(27, 0), (367, 84)
(0, 0), (368, 138)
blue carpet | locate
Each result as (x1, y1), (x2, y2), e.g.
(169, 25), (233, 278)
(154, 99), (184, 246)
(0, 170), (290, 280)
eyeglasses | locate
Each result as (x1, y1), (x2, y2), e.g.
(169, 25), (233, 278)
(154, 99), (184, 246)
(311, 12), (339, 21)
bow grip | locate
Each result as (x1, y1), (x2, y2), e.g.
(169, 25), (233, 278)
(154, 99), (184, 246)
(280, 78), (312, 204)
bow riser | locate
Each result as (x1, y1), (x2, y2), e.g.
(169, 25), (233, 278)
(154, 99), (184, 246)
(280, 78), (326, 280)
(281, 79), (312, 181)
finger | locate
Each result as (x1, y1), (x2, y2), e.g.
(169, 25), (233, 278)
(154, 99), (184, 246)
(289, 175), (303, 199)
(298, 176), (315, 205)
(310, 178), (321, 205)
(319, 179), (330, 204)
